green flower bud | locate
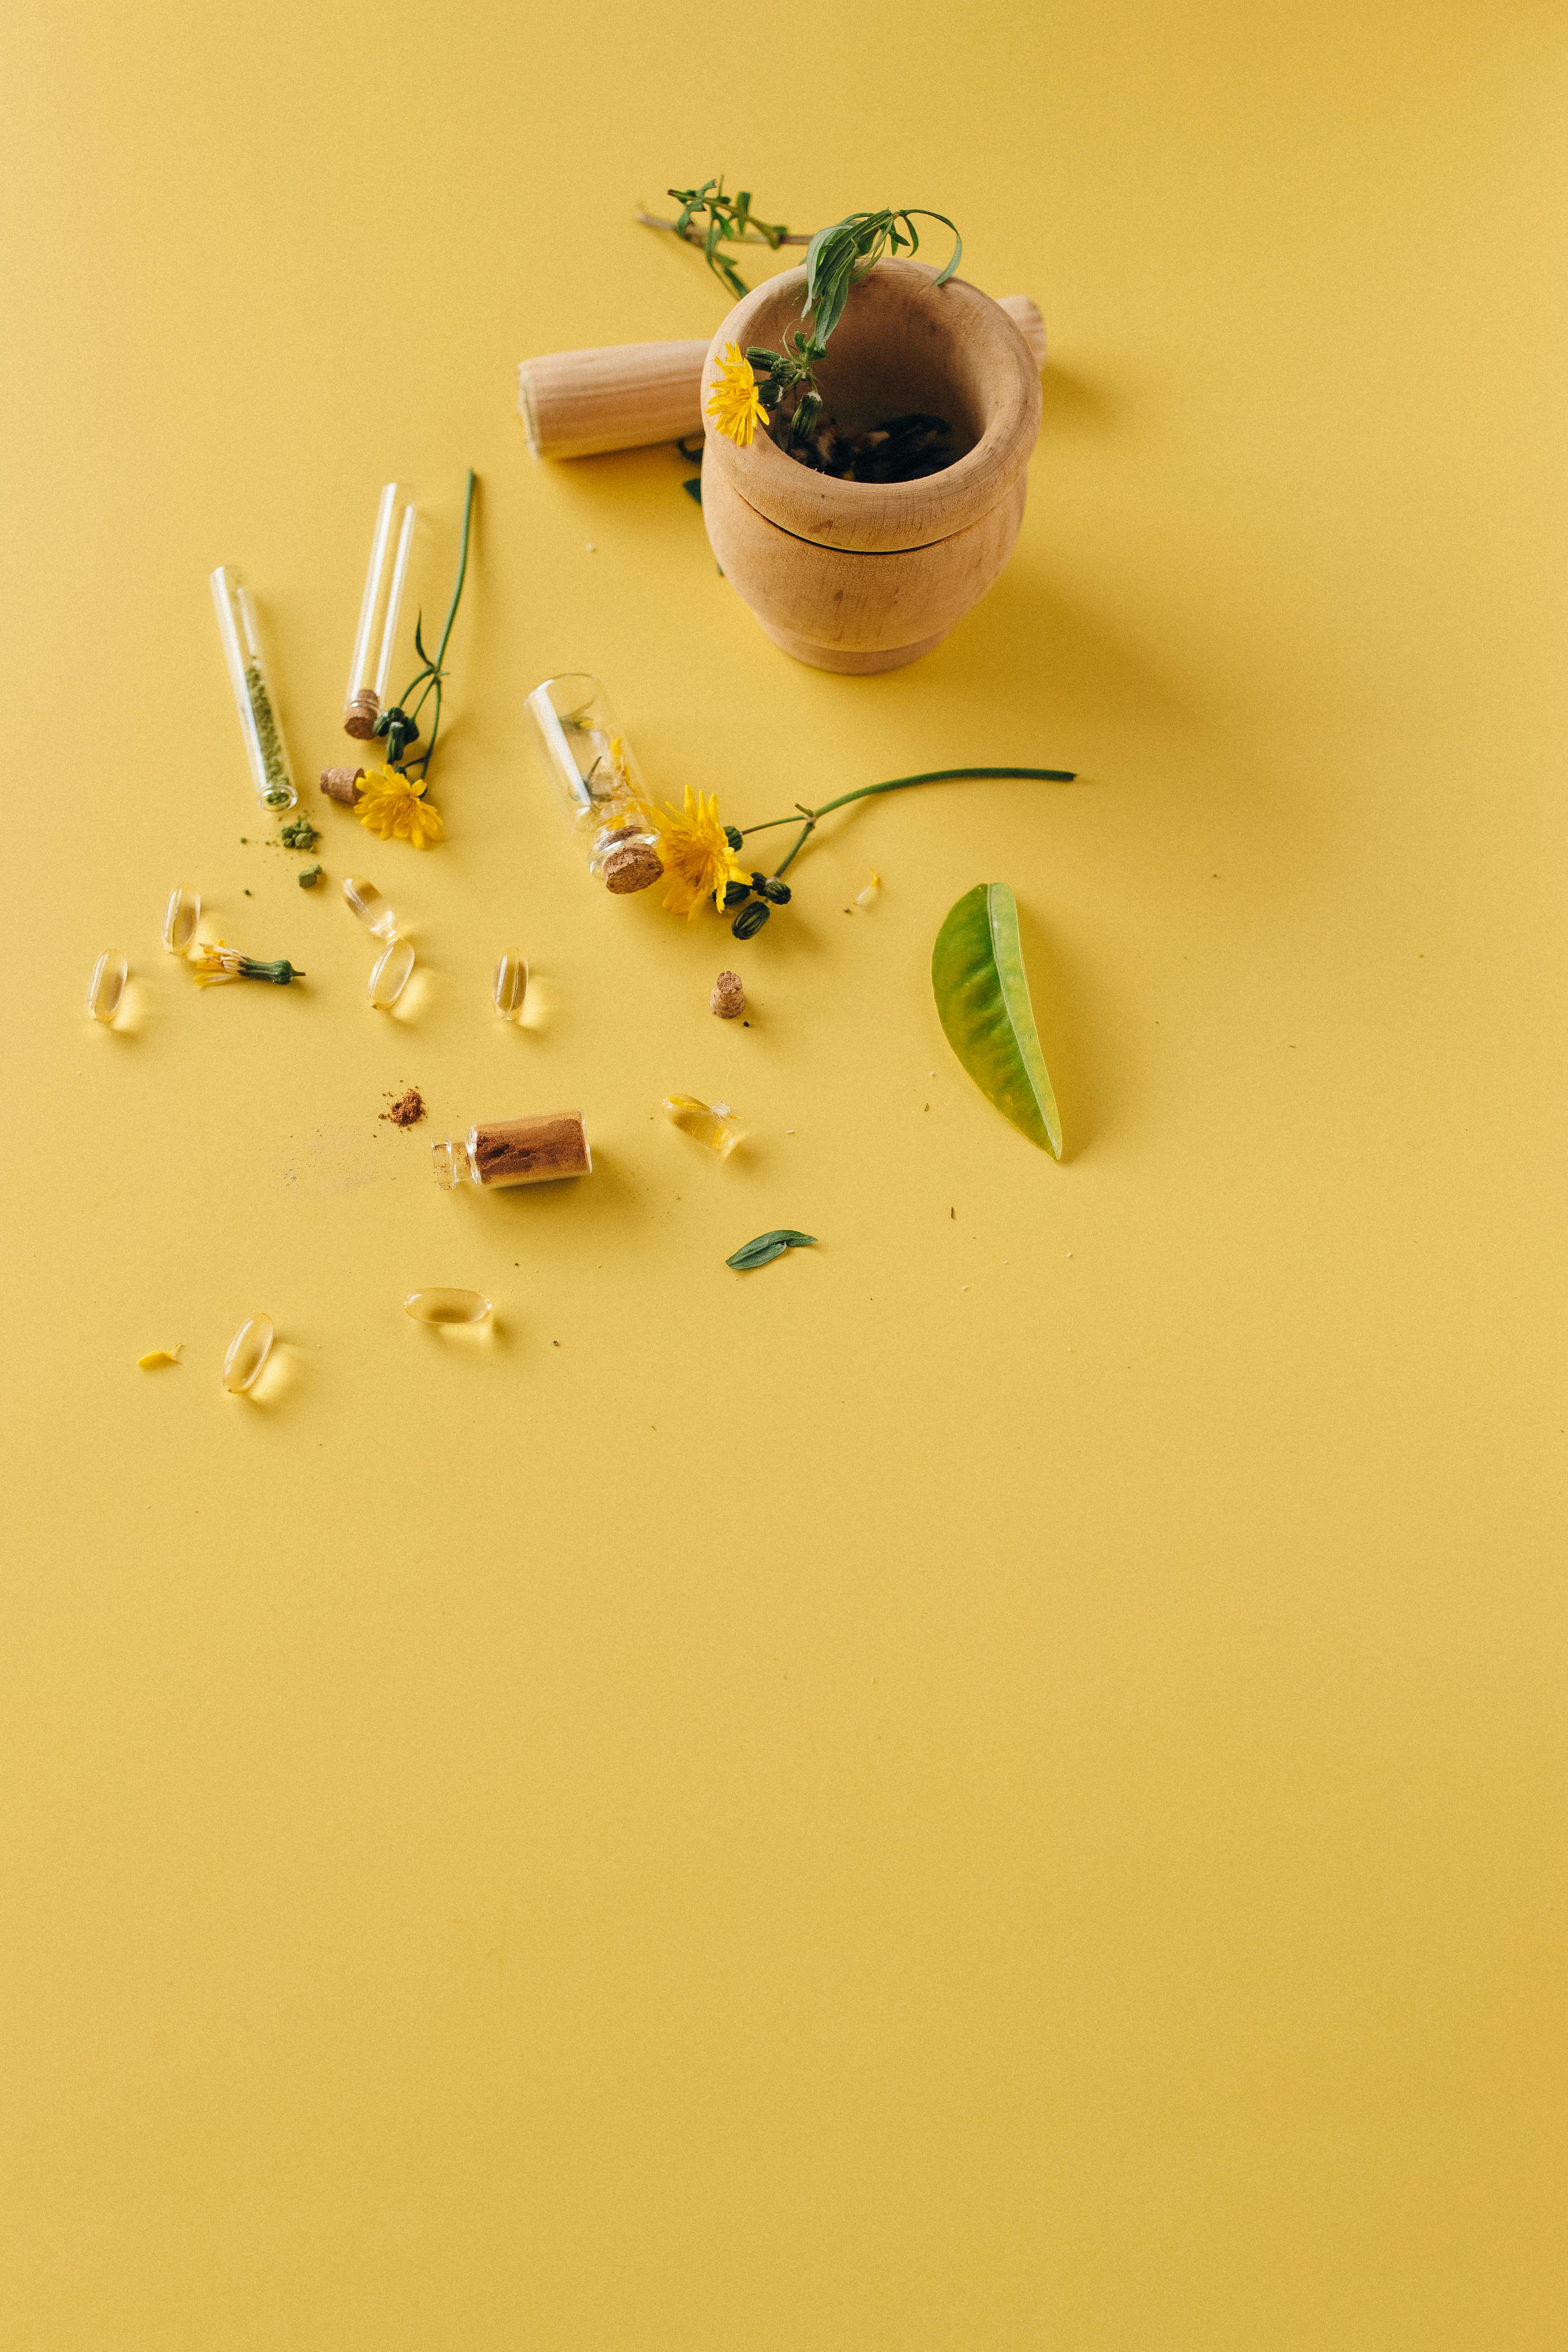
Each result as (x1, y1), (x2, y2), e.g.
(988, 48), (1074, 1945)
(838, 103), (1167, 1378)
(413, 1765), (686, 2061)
(731, 900), (771, 941)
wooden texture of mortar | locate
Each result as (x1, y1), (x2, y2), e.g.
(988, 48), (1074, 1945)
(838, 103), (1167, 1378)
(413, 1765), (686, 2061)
(518, 296), (1044, 462)
(698, 259), (1042, 671)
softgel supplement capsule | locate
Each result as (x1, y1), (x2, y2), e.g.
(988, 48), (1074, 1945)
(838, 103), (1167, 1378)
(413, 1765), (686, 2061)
(222, 1314), (274, 1395)
(343, 874), (398, 939)
(86, 950), (127, 1024)
(404, 1289), (492, 1325)
(162, 887), (200, 954)
(662, 1095), (741, 1155)
(493, 952), (528, 1020)
(368, 936), (416, 1010)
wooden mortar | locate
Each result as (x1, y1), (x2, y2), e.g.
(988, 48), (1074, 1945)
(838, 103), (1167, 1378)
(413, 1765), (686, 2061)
(698, 259), (1042, 673)
(517, 295), (1044, 462)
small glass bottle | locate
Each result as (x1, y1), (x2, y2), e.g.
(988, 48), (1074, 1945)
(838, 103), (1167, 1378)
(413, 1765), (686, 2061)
(432, 1111), (591, 1189)
(86, 950), (127, 1024)
(343, 874), (398, 938)
(210, 565), (298, 811)
(526, 673), (662, 892)
(345, 483), (416, 737)
(162, 887), (201, 954)
(493, 951), (528, 1019)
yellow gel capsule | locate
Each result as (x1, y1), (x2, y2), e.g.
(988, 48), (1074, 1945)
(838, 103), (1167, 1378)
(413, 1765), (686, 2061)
(343, 874), (398, 939)
(493, 951), (528, 1020)
(87, 950), (127, 1023)
(222, 1313), (274, 1395)
(662, 1094), (741, 1156)
(368, 936), (416, 1010)
(162, 887), (201, 953)
(403, 1288), (492, 1326)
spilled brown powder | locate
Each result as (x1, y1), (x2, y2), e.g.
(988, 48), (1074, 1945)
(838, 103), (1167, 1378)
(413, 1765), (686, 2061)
(381, 1088), (427, 1129)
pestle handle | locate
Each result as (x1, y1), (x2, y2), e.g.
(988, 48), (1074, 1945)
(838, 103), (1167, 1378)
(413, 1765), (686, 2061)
(517, 296), (1047, 462)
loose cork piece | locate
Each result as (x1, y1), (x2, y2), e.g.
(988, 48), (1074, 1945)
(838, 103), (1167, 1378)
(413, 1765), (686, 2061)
(471, 1111), (591, 1187)
(320, 766), (365, 804)
(711, 969), (746, 1018)
(344, 688), (380, 740)
(603, 840), (663, 894)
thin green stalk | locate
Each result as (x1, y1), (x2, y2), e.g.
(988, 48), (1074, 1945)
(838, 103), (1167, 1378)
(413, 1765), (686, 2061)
(742, 766), (1077, 877)
(389, 470), (476, 782)
(431, 468), (477, 671)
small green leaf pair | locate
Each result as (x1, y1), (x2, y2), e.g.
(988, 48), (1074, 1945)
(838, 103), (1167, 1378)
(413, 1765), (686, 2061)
(726, 1230), (817, 1272)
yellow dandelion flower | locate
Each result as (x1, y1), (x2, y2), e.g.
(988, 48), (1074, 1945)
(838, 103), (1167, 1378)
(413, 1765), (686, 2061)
(633, 784), (745, 918)
(705, 343), (769, 448)
(356, 763), (445, 849)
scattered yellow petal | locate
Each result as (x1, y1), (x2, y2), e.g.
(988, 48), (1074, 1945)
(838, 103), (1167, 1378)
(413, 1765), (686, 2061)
(854, 868), (882, 909)
(137, 1347), (183, 1370)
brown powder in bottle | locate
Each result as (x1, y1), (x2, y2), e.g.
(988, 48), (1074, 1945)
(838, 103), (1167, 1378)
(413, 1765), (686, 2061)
(471, 1111), (590, 1185)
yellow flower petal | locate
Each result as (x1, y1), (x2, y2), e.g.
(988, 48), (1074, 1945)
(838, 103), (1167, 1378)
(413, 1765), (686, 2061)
(705, 341), (769, 448)
(356, 764), (444, 848)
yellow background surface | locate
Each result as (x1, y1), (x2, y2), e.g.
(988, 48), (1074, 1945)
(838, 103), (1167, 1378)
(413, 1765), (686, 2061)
(4, 3), (1566, 2344)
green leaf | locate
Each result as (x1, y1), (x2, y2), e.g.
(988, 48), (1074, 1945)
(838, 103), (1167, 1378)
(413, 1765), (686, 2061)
(682, 476), (703, 504)
(931, 884), (1061, 1157)
(726, 1229), (817, 1271)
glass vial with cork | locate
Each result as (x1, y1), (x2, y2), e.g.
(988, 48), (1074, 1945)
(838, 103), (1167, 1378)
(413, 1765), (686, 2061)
(526, 674), (663, 894)
(344, 483), (416, 738)
(432, 1111), (591, 1190)
(210, 566), (298, 811)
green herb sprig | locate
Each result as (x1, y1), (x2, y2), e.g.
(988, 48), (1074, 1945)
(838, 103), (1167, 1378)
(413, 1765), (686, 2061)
(373, 470), (477, 782)
(642, 184), (964, 453)
(727, 1230), (817, 1271)
(718, 766), (1074, 941)
(642, 181), (799, 298)
(750, 210), (962, 450)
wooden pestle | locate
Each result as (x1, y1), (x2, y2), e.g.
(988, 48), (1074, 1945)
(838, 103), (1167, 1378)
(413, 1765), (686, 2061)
(517, 296), (1046, 462)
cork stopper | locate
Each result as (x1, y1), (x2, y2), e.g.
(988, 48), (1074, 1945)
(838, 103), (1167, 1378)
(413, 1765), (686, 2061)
(319, 766), (365, 805)
(710, 969), (746, 1018)
(344, 688), (380, 740)
(603, 840), (664, 895)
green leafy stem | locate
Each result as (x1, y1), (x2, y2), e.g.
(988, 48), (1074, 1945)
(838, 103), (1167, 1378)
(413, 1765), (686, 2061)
(718, 767), (1074, 939)
(376, 469), (477, 783)
(644, 184), (963, 452)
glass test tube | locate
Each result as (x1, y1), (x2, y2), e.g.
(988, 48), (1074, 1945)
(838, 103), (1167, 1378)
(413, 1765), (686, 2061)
(345, 483), (414, 737)
(210, 566), (299, 811)
(526, 674), (661, 886)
